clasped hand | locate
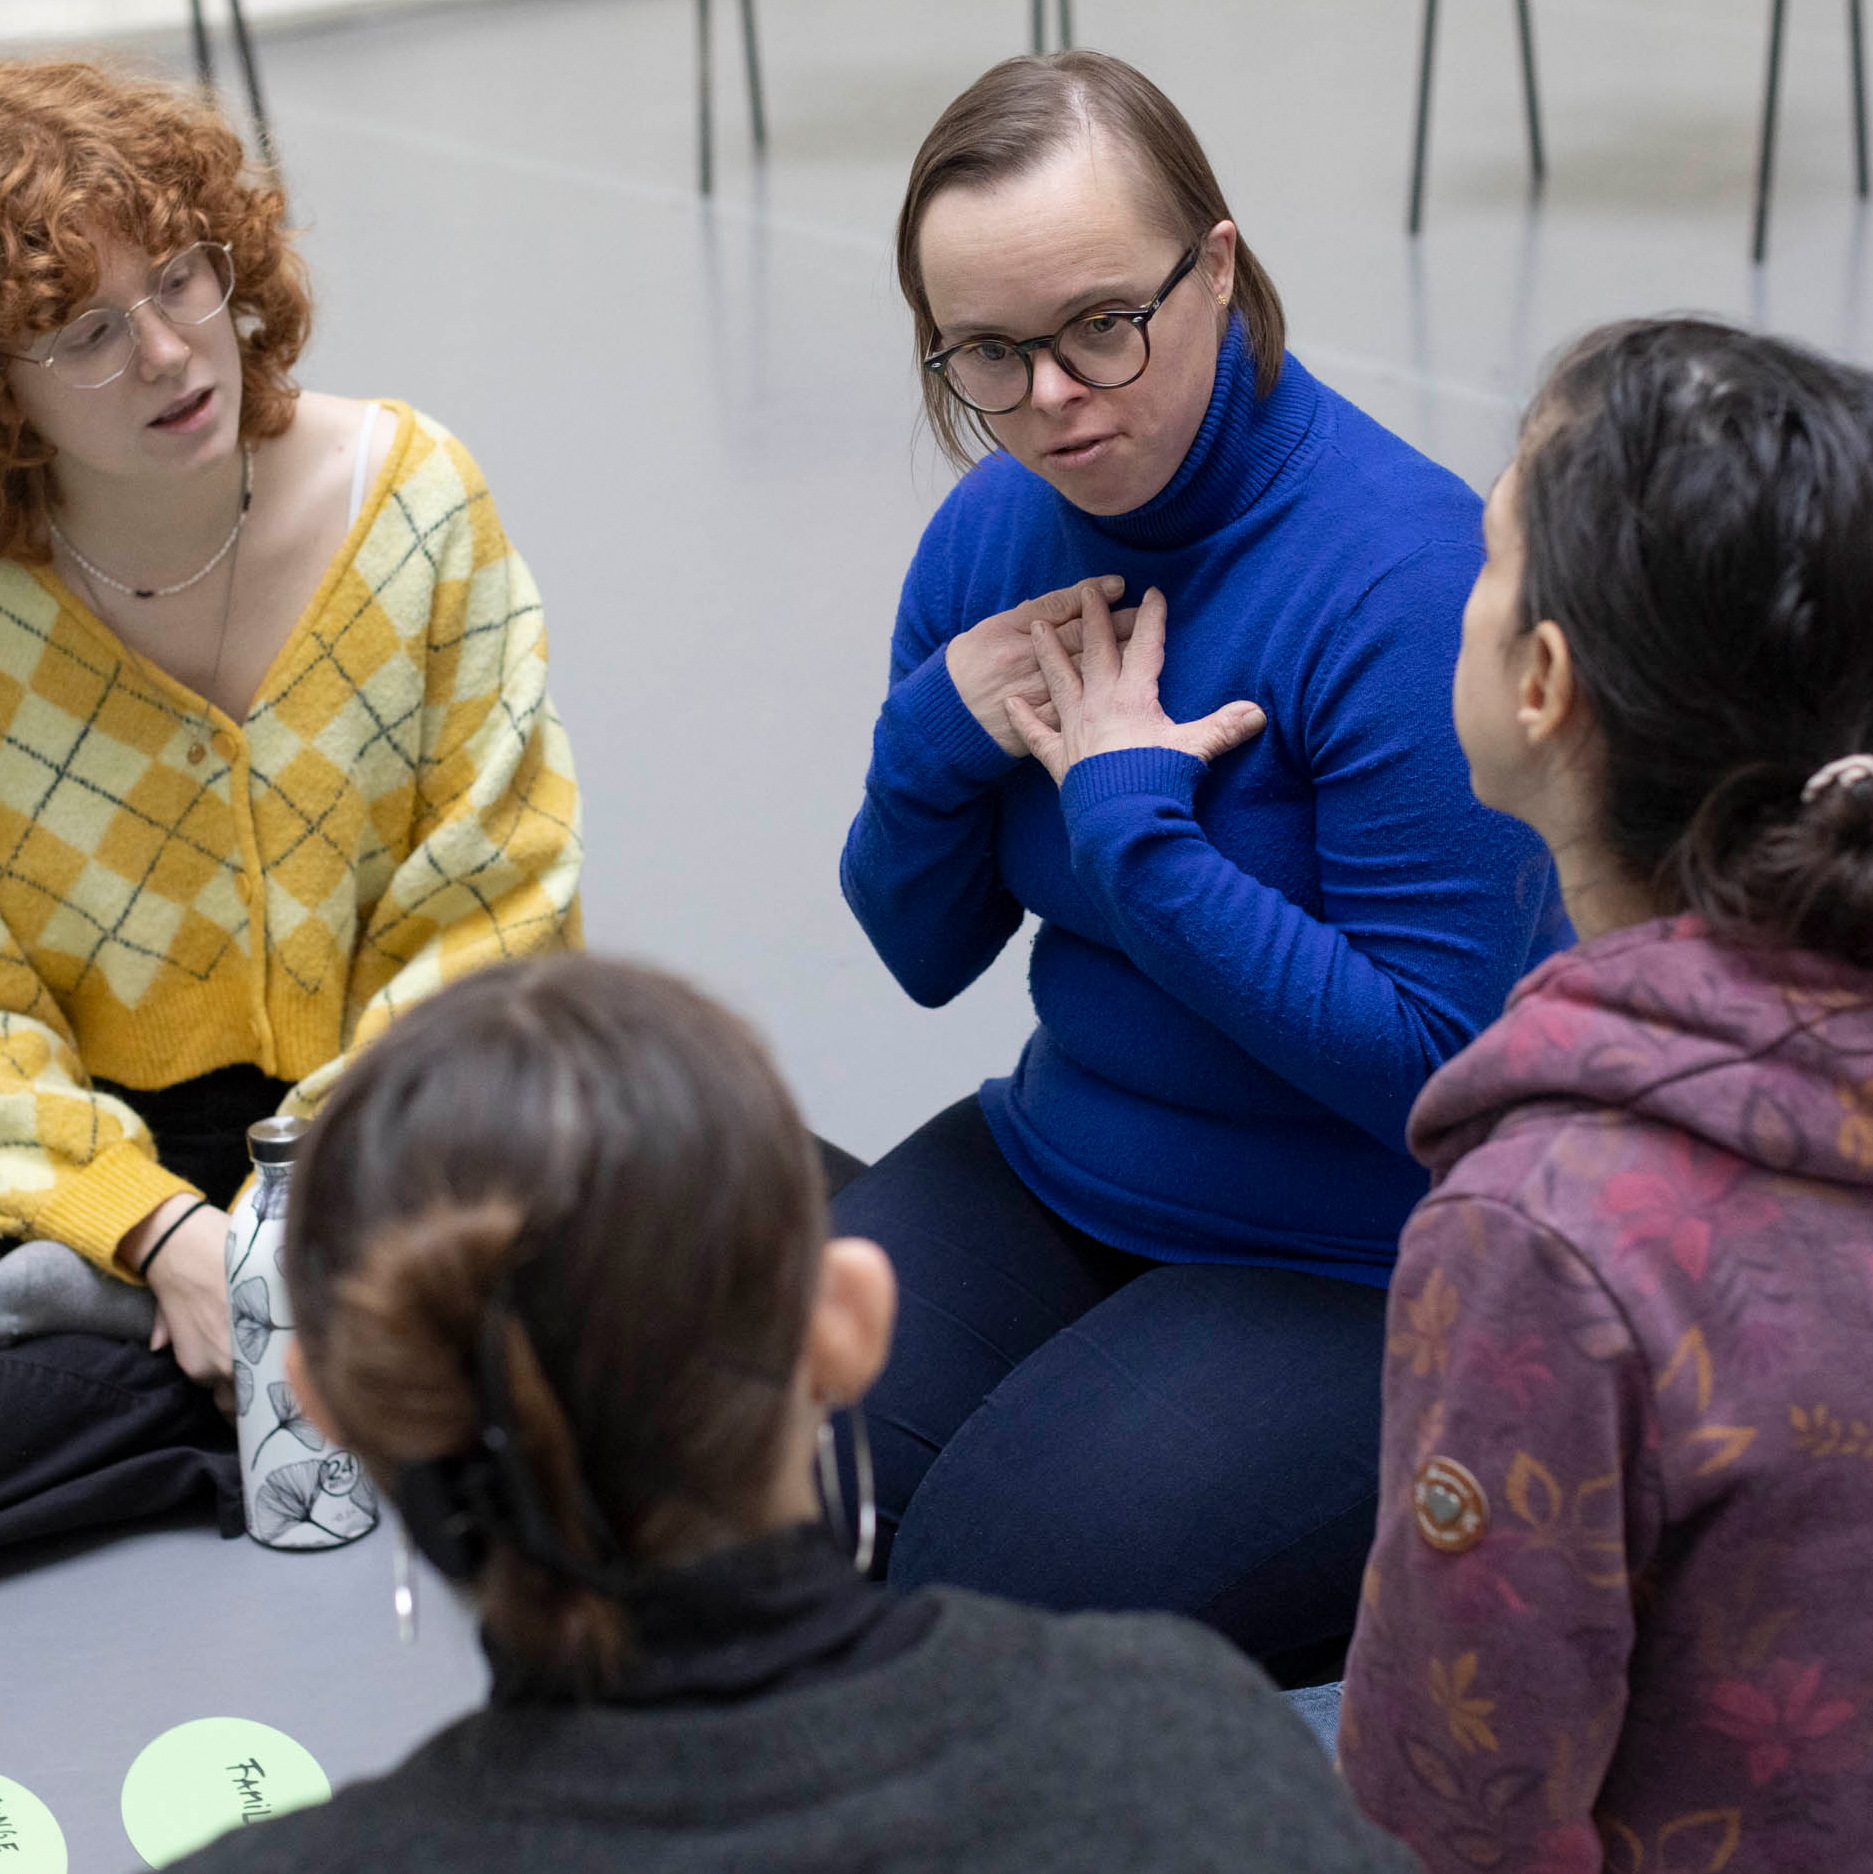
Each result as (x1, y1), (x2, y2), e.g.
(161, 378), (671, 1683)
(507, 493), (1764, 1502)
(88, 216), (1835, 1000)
(946, 576), (1146, 758)
(1005, 582), (1265, 785)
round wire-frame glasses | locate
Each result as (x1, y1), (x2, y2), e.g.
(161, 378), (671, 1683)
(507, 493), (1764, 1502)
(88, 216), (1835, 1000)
(0, 242), (236, 391)
(924, 244), (1205, 416)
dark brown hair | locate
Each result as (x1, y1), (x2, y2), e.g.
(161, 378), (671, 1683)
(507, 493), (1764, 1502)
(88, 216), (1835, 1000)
(0, 59), (310, 561)
(897, 50), (1284, 471)
(284, 955), (826, 1697)
(1517, 317), (1873, 967)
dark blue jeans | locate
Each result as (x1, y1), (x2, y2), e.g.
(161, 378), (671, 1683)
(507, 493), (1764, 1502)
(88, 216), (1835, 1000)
(831, 1097), (1389, 1677)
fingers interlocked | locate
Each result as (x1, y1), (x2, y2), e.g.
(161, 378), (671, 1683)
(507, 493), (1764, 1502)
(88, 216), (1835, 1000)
(1007, 582), (1266, 785)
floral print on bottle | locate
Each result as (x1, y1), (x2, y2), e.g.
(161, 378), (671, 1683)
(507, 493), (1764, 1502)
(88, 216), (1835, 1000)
(226, 1117), (378, 1550)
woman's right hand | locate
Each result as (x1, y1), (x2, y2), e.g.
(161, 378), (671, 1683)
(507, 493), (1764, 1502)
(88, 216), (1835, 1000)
(945, 576), (1134, 757)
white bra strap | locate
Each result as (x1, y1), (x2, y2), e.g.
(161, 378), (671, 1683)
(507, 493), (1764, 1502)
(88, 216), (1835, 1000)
(346, 401), (381, 531)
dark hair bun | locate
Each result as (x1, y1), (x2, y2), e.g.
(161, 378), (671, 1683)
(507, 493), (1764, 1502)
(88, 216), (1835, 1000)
(1683, 762), (1873, 969)
(282, 956), (827, 1697)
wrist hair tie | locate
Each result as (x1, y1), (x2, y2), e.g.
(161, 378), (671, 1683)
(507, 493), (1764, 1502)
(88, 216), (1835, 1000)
(136, 1196), (212, 1279)
(1801, 754), (1873, 804)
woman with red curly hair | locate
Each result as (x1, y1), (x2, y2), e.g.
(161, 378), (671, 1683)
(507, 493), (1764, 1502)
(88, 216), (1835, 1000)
(0, 60), (582, 1539)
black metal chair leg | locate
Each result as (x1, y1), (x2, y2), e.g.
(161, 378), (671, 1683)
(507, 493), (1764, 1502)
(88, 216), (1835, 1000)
(1754, 0), (1788, 264)
(1851, 0), (1870, 196)
(1030, 0), (1069, 53)
(1408, 0), (1438, 235)
(224, 0), (278, 172)
(697, 0), (714, 194)
(739, 0), (766, 153)
(1516, 0), (1546, 187)
(189, 0), (215, 89)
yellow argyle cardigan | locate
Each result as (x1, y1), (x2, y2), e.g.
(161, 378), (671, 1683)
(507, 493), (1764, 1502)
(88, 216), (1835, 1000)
(0, 403), (582, 1271)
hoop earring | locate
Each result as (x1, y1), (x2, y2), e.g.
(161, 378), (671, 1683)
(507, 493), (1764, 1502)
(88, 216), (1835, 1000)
(815, 1408), (876, 1575)
(392, 1515), (418, 1645)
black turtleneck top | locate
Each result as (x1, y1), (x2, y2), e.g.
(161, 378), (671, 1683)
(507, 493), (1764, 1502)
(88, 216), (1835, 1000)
(171, 1524), (1418, 1874)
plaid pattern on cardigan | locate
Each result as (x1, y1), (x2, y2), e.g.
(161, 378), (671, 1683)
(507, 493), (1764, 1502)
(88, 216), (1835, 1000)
(0, 403), (582, 1269)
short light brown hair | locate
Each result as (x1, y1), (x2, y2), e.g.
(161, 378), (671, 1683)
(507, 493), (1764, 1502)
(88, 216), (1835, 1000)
(897, 50), (1285, 472)
(0, 60), (310, 561)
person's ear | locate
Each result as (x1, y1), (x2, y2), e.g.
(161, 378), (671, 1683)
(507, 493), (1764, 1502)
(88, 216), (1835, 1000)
(284, 1338), (344, 1447)
(1517, 620), (1579, 751)
(1203, 219), (1238, 309)
(803, 1237), (897, 1409)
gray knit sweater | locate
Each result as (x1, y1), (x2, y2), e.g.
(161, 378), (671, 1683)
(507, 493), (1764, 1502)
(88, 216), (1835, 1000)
(170, 1588), (1418, 1873)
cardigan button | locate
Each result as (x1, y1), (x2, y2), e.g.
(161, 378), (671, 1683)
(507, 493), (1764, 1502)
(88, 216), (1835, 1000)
(186, 743), (206, 766)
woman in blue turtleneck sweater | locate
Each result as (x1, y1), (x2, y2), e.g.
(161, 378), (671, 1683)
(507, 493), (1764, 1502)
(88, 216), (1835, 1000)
(836, 51), (1563, 1672)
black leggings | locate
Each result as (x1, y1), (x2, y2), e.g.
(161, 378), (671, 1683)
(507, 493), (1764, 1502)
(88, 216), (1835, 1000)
(0, 1065), (286, 1547)
(831, 1097), (1389, 1676)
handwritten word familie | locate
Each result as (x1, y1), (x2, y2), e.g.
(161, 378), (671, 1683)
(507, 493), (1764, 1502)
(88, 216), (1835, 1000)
(226, 1757), (273, 1826)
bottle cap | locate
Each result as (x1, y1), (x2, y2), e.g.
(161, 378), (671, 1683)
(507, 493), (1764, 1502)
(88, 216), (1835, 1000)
(247, 1115), (309, 1165)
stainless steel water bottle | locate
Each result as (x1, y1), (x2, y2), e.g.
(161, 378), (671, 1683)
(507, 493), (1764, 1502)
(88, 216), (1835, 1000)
(226, 1116), (378, 1549)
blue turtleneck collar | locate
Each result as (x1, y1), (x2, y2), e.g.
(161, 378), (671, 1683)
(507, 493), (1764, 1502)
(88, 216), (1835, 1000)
(1079, 320), (1319, 552)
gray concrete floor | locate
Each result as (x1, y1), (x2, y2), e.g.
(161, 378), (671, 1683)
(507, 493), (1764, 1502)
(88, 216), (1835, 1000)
(0, 1516), (487, 1871)
(5, 1), (1873, 1858)
(24, 0), (1873, 1166)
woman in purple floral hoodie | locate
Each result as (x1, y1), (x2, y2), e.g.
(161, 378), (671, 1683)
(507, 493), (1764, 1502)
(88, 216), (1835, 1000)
(1341, 319), (1873, 1873)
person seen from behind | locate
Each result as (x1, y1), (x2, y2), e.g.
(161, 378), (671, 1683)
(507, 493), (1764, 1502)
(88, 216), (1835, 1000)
(170, 953), (1420, 1874)
(1341, 317), (1873, 1869)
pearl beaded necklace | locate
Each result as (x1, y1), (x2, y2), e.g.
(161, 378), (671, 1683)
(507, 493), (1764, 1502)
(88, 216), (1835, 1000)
(49, 444), (253, 600)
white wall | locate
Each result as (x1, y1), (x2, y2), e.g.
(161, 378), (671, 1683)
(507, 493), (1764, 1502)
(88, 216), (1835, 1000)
(1, 0), (446, 45)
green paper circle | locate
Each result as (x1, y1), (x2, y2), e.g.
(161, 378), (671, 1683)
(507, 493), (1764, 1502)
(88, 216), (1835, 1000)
(0, 1775), (68, 1874)
(121, 1719), (330, 1868)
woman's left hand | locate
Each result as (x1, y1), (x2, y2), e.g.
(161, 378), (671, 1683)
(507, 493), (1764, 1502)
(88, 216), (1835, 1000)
(139, 1201), (235, 1407)
(1006, 582), (1266, 785)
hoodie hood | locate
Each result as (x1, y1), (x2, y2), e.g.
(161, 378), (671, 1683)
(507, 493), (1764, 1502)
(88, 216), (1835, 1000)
(1409, 915), (1873, 1189)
